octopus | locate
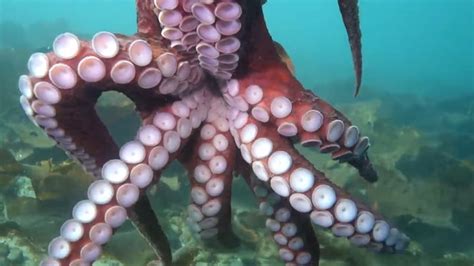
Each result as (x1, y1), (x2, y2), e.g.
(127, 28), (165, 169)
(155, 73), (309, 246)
(17, 0), (410, 265)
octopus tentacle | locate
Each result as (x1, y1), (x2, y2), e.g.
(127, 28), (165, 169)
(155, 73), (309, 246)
(19, 32), (205, 174)
(235, 79), (377, 182)
(338, 0), (363, 96)
(230, 115), (410, 255)
(21, 31), (204, 111)
(39, 97), (210, 265)
(180, 100), (239, 244)
(246, 173), (320, 265)
(20, 72), (117, 178)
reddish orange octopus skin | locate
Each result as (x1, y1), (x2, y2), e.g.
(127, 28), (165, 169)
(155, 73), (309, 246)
(17, 0), (409, 265)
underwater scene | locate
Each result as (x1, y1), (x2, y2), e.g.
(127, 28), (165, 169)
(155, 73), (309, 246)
(0, 0), (473, 265)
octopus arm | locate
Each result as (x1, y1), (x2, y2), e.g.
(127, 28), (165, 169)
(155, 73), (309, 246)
(20, 55), (122, 177)
(19, 32), (197, 172)
(35, 98), (209, 265)
(180, 126), (239, 246)
(24, 32), (201, 116)
(232, 115), (410, 257)
(227, 66), (377, 182)
(338, 0), (363, 96)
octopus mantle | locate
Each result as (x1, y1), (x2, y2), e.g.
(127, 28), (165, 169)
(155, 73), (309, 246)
(17, 0), (409, 265)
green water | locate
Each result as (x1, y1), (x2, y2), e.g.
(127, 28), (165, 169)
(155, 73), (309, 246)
(0, 0), (473, 265)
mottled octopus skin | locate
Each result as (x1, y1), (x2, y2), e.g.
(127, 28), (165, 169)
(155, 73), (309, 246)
(17, 0), (409, 265)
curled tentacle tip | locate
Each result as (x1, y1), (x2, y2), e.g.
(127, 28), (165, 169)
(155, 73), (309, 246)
(338, 0), (363, 97)
(360, 157), (378, 182)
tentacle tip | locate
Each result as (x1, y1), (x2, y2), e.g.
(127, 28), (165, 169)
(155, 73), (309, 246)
(353, 77), (362, 97)
(359, 158), (378, 182)
(353, 85), (361, 97)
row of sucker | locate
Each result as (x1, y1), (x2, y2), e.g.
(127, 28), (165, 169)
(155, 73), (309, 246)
(21, 31), (205, 103)
(187, 98), (232, 239)
(250, 175), (314, 265)
(154, 0), (243, 80)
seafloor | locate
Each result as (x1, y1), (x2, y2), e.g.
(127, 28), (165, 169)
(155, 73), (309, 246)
(0, 20), (473, 266)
